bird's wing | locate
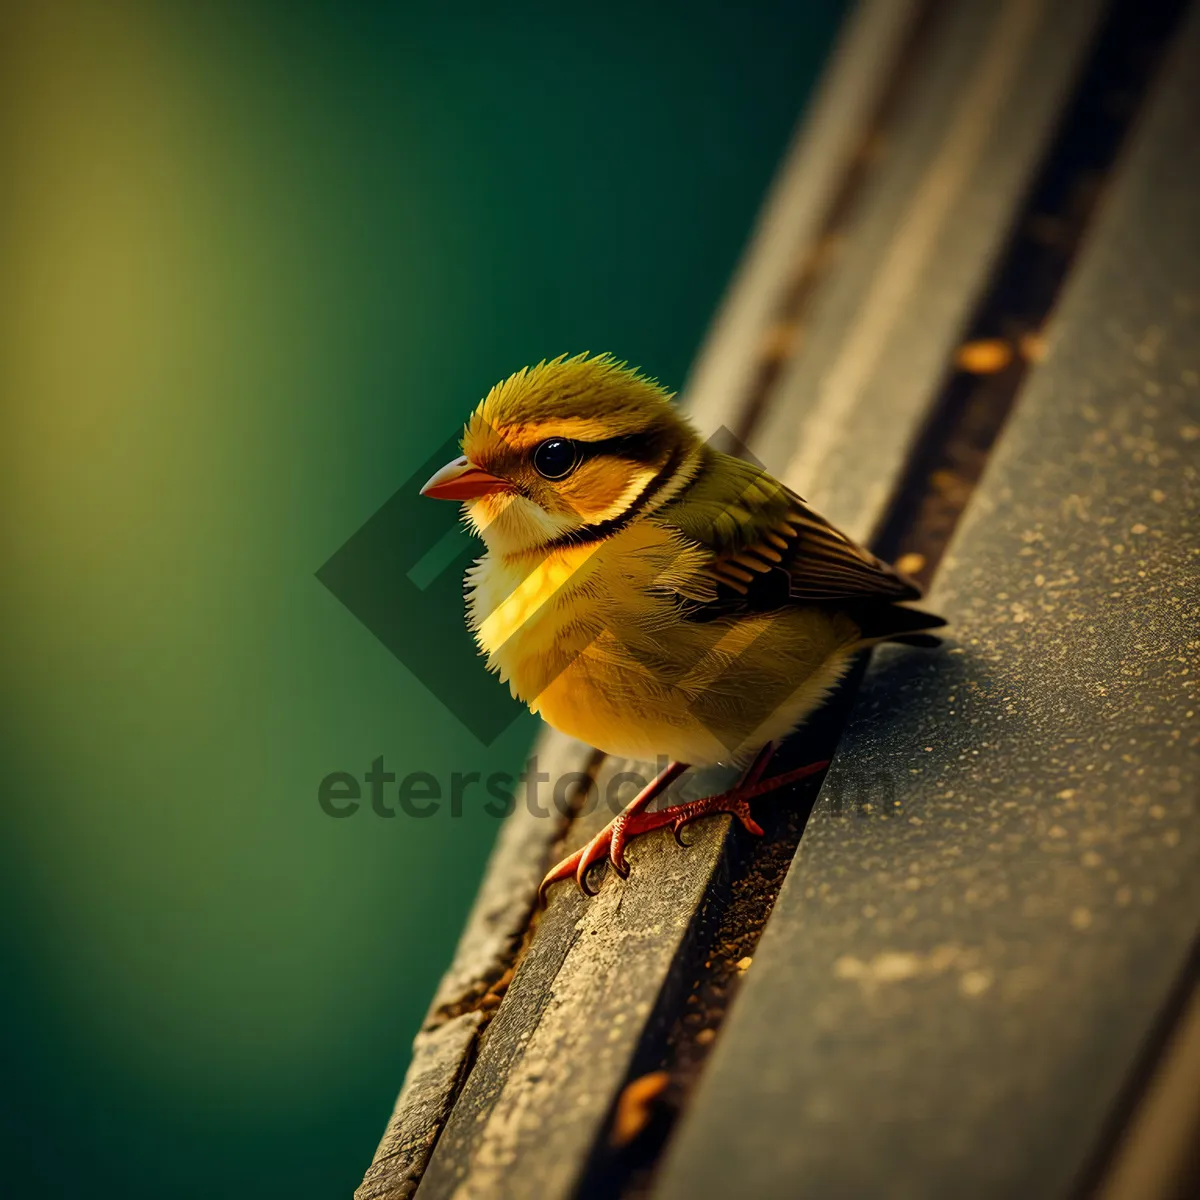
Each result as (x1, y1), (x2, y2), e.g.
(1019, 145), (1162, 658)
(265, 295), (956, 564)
(655, 449), (921, 616)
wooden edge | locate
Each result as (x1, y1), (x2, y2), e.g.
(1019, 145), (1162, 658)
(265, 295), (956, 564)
(1096, 976), (1200, 1200)
(354, 732), (594, 1196)
(757, 0), (1107, 539)
(654, 4), (1200, 1192)
(415, 804), (730, 1200)
(355, 1012), (485, 1200)
(423, 732), (598, 1024)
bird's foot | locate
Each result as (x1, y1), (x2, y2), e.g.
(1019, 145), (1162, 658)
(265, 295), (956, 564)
(537, 807), (672, 903)
(537, 752), (829, 902)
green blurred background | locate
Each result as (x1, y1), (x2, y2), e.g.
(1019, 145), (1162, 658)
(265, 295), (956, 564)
(1, 2), (843, 1194)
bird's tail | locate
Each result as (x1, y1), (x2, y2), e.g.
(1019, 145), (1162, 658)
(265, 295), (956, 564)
(847, 601), (947, 647)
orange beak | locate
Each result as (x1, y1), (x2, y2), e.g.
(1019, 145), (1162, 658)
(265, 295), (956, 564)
(420, 455), (513, 501)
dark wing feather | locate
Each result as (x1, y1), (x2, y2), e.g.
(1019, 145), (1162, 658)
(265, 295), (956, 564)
(656, 448), (932, 626)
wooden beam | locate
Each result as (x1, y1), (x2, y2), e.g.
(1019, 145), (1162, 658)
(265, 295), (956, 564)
(657, 5), (1200, 1195)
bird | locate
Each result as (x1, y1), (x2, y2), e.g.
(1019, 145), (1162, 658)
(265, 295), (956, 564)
(420, 353), (943, 900)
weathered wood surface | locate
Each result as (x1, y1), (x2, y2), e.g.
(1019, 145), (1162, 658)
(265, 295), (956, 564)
(685, 0), (924, 436)
(423, 734), (597, 1022)
(354, 733), (594, 1200)
(656, 5), (1200, 1196)
(357, 1014), (485, 1200)
(416, 802), (729, 1200)
(754, 0), (1106, 535)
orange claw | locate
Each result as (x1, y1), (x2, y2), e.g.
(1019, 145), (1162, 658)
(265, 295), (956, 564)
(536, 809), (671, 902)
(575, 825), (619, 895)
(538, 759), (689, 903)
(537, 843), (590, 904)
(535, 811), (653, 903)
(537, 749), (831, 904)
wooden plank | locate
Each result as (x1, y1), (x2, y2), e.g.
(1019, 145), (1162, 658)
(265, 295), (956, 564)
(357, 1013), (485, 1200)
(416, 797), (729, 1200)
(656, 5), (1200, 1196)
(753, 0), (1106, 536)
(1096, 983), (1200, 1200)
(684, 0), (924, 437)
(423, 734), (597, 1023)
(353, 732), (593, 1200)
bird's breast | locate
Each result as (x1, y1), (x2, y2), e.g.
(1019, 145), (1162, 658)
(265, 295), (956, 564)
(467, 541), (610, 696)
(470, 543), (605, 654)
(467, 521), (704, 703)
(465, 523), (855, 766)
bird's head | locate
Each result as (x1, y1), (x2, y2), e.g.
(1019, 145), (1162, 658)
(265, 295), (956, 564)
(421, 354), (700, 556)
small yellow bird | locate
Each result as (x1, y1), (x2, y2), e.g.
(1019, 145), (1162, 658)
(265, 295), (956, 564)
(421, 354), (942, 898)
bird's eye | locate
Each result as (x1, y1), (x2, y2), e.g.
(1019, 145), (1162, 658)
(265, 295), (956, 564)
(532, 438), (579, 480)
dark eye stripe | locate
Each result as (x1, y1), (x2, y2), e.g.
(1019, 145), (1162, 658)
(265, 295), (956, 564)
(526, 428), (667, 481)
(544, 439), (687, 549)
(571, 429), (669, 466)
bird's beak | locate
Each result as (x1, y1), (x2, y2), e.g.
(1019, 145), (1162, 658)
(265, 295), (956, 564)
(420, 455), (513, 501)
